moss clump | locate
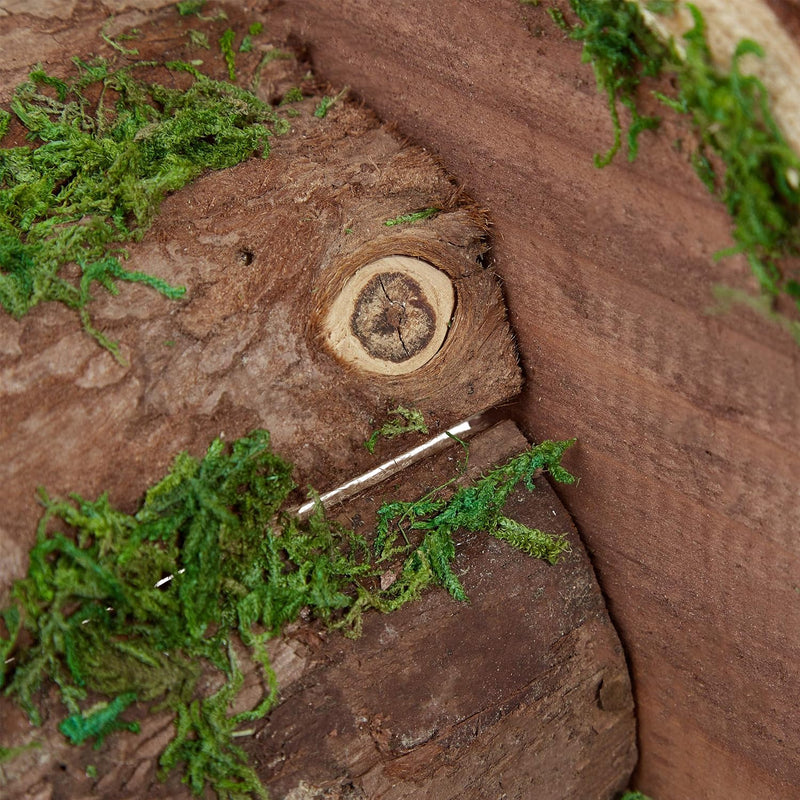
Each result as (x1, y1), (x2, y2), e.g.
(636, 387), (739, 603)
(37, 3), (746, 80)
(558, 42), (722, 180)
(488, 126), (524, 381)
(674, 7), (800, 315)
(562, 0), (669, 166)
(0, 429), (575, 799)
(374, 438), (575, 603)
(548, 0), (800, 338)
(0, 50), (288, 358)
(364, 406), (429, 454)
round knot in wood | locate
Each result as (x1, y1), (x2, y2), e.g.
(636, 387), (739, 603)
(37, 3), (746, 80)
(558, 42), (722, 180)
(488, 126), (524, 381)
(323, 256), (454, 375)
(351, 272), (436, 363)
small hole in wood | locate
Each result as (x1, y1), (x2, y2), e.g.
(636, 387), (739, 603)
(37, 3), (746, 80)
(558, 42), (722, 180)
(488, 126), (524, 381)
(237, 249), (255, 266)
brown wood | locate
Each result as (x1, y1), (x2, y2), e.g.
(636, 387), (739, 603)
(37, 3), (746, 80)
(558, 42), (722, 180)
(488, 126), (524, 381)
(267, 1), (800, 799)
(0, 5), (521, 590)
(0, 5), (635, 799)
(0, 421), (635, 800)
(767, 0), (800, 40)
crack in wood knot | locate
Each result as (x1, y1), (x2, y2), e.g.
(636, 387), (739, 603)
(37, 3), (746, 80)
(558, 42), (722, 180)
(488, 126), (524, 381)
(350, 272), (436, 362)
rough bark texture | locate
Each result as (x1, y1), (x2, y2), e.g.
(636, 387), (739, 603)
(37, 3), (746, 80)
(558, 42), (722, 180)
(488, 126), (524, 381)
(0, 422), (636, 800)
(0, 4), (521, 588)
(266, 1), (800, 799)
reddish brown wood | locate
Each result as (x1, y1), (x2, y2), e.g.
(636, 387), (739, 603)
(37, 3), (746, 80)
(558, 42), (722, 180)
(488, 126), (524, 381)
(269, 1), (800, 798)
(766, 0), (800, 40)
(0, 5), (635, 799)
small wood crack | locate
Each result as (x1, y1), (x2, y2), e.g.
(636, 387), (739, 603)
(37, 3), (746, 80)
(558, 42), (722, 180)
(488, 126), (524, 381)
(351, 272), (435, 363)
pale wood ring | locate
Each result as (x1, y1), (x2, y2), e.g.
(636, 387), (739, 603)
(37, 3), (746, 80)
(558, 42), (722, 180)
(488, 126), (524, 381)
(322, 255), (455, 375)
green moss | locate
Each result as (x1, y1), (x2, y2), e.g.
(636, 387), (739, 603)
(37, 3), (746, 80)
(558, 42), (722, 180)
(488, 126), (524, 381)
(711, 284), (800, 345)
(313, 88), (348, 119)
(547, 7), (570, 30)
(0, 54), (285, 358)
(239, 23), (264, 53)
(365, 406), (429, 454)
(0, 741), (40, 764)
(100, 31), (139, 57)
(383, 207), (440, 226)
(58, 694), (140, 747)
(374, 439), (576, 603)
(218, 28), (237, 80)
(676, 7), (800, 307)
(563, 0), (667, 166)
(176, 0), (206, 16)
(280, 87), (304, 105)
(0, 430), (575, 798)
(549, 0), (800, 337)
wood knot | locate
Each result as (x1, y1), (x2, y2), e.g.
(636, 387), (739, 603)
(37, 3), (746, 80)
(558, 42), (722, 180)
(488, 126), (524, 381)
(323, 256), (454, 375)
(351, 272), (436, 363)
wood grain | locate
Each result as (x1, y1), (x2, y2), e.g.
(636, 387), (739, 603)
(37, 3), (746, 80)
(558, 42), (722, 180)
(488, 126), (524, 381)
(270, 1), (800, 798)
(0, 5), (638, 799)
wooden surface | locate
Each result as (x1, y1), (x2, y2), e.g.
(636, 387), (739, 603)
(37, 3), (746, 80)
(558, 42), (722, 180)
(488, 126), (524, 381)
(0, 5), (635, 799)
(0, 423), (636, 800)
(270, 1), (800, 798)
(0, 4), (521, 589)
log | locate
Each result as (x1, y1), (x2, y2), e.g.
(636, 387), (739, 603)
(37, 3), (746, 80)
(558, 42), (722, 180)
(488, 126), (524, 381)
(0, 5), (636, 800)
(0, 3), (520, 589)
(270, 1), (800, 798)
(0, 422), (636, 800)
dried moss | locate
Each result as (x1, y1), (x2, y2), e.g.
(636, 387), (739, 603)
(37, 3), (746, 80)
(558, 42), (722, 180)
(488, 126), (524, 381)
(0, 429), (576, 799)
